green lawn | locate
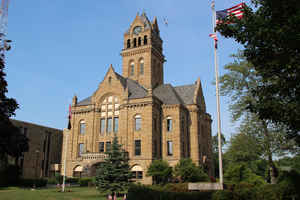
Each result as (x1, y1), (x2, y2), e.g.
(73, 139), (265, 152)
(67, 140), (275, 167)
(0, 187), (122, 200)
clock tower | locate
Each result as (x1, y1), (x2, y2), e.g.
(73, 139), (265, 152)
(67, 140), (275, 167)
(121, 13), (165, 89)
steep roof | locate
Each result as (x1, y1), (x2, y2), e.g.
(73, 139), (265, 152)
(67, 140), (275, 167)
(76, 75), (148, 106)
(174, 84), (196, 105)
(76, 75), (199, 106)
(153, 84), (183, 104)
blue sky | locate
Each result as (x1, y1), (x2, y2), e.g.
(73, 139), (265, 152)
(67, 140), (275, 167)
(6, 0), (250, 139)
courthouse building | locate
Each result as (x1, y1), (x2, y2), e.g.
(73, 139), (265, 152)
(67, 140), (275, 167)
(61, 13), (213, 184)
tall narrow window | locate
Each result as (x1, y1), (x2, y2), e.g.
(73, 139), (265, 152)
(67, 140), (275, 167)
(99, 142), (104, 153)
(114, 117), (119, 133)
(167, 141), (173, 156)
(24, 128), (28, 137)
(135, 115), (142, 131)
(106, 141), (111, 152)
(107, 118), (112, 133)
(135, 140), (141, 156)
(133, 38), (137, 47)
(130, 62), (134, 76)
(78, 143), (84, 156)
(167, 117), (172, 132)
(138, 37), (141, 46)
(80, 121), (85, 134)
(100, 119), (105, 134)
(144, 35), (148, 45)
(127, 39), (131, 48)
(139, 59), (144, 75)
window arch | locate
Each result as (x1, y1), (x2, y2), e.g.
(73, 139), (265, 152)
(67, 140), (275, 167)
(134, 114), (142, 131)
(144, 35), (148, 45)
(130, 61), (134, 76)
(79, 120), (86, 134)
(166, 116), (172, 132)
(133, 38), (137, 47)
(139, 59), (144, 75)
(138, 37), (141, 46)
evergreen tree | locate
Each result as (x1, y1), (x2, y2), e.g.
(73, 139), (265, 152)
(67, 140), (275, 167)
(95, 135), (131, 195)
(0, 52), (28, 169)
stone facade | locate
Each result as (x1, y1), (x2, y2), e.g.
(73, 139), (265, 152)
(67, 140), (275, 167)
(62, 13), (213, 184)
(10, 119), (63, 179)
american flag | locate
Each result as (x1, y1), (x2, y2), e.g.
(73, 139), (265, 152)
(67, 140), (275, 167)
(216, 3), (245, 24)
(209, 33), (218, 49)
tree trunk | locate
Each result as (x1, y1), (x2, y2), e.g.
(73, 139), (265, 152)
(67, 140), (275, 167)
(262, 121), (278, 184)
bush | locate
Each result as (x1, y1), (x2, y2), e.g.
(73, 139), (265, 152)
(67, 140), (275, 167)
(66, 177), (79, 184)
(174, 158), (209, 182)
(55, 172), (63, 184)
(0, 165), (20, 187)
(147, 160), (173, 185)
(79, 177), (93, 187)
(47, 178), (58, 185)
(128, 184), (212, 200)
(19, 178), (48, 188)
(213, 181), (299, 200)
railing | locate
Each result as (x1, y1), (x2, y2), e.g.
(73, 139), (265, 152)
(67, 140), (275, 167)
(77, 152), (107, 161)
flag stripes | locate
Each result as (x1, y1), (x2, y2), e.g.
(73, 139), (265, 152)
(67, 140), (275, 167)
(216, 3), (245, 24)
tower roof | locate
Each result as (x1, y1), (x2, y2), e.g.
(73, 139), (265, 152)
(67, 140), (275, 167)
(125, 12), (155, 34)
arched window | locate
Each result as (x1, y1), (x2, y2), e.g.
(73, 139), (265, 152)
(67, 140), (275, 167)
(131, 165), (143, 179)
(138, 37), (141, 46)
(108, 76), (112, 84)
(133, 38), (137, 47)
(135, 115), (142, 131)
(99, 95), (120, 136)
(127, 39), (131, 48)
(130, 61), (134, 76)
(80, 120), (86, 134)
(139, 59), (144, 75)
(166, 117), (172, 132)
(144, 35), (148, 45)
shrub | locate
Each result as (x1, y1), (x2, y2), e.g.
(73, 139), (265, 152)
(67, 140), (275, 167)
(66, 177), (79, 184)
(47, 178), (58, 184)
(0, 165), (20, 187)
(128, 184), (212, 200)
(79, 177), (93, 187)
(147, 160), (172, 185)
(174, 158), (209, 182)
(19, 178), (48, 188)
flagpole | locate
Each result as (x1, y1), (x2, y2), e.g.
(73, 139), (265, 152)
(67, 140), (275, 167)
(211, 0), (223, 189)
(62, 130), (69, 192)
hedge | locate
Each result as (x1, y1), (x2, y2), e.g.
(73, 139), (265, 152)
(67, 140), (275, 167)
(19, 178), (48, 188)
(127, 184), (212, 200)
(79, 177), (94, 187)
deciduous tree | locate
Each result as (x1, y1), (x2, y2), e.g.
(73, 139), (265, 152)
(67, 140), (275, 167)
(216, 0), (300, 144)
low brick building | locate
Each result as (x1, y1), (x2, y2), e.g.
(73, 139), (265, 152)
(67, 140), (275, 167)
(61, 13), (213, 184)
(11, 119), (63, 179)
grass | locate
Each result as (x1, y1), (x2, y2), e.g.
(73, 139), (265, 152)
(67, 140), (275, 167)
(0, 187), (123, 200)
